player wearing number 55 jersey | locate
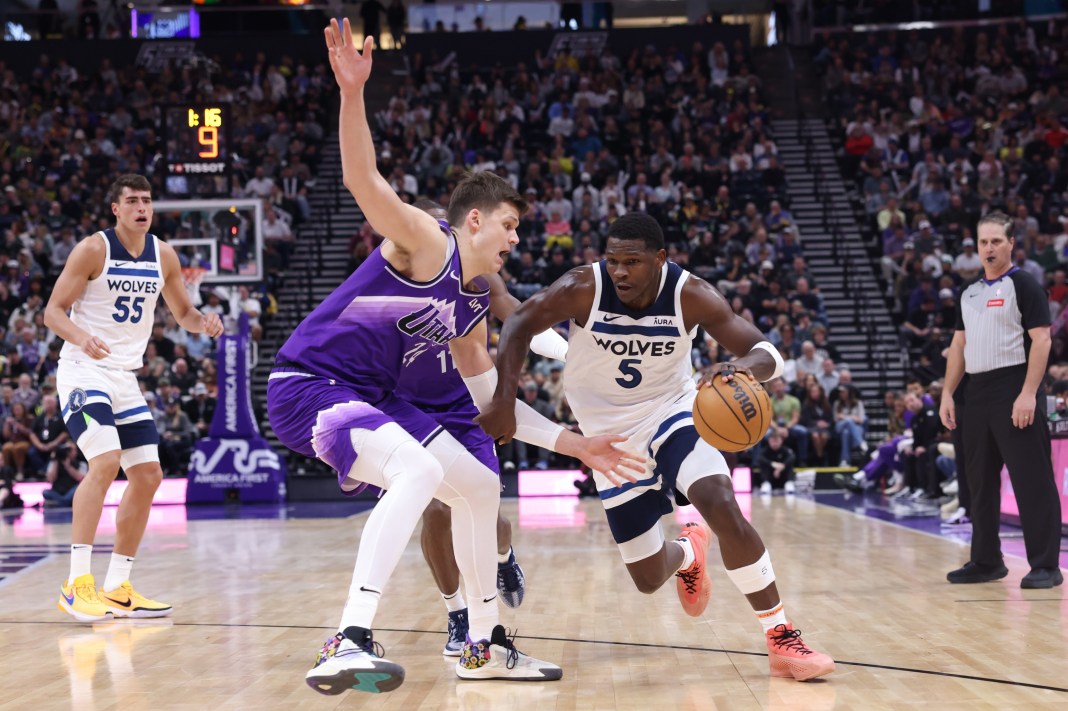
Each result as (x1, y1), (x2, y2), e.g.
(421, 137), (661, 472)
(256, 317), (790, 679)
(44, 174), (224, 623)
(478, 213), (835, 681)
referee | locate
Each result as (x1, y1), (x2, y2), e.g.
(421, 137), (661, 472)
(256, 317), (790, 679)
(940, 212), (1063, 589)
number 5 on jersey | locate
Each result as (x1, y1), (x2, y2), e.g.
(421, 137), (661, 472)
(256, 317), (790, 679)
(113, 296), (146, 324)
(616, 358), (642, 388)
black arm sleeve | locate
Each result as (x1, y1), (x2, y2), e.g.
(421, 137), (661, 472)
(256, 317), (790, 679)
(1011, 271), (1051, 330)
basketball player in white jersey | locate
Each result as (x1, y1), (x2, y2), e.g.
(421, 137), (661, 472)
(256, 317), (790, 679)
(477, 213), (835, 681)
(44, 174), (224, 622)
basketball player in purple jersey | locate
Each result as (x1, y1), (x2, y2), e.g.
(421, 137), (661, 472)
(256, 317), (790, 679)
(268, 19), (640, 695)
(479, 214), (835, 681)
(400, 200), (569, 656)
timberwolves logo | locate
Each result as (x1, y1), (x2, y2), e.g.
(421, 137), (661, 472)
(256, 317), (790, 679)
(67, 388), (87, 414)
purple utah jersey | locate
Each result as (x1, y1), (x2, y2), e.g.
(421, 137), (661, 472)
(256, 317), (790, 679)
(275, 225), (489, 401)
(267, 225), (491, 492)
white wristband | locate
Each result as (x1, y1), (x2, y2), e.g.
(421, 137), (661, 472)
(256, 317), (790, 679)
(530, 328), (569, 362)
(749, 341), (784, 381)
(461, 368), (566, 451)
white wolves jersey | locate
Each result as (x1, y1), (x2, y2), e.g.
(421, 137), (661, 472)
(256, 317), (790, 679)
(60, 229), (164, 370)
(564, 260), (697, 438)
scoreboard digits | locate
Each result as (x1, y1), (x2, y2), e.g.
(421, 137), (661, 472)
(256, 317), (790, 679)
(164, 105), (230, 197)
(188, 107), (222, 158)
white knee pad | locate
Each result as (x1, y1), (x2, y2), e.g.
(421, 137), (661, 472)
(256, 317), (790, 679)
(725, 550), (775, 595)
(346, 422), (444, 492)
(674, 438), (731, 500)
(424, 432), (500, 508)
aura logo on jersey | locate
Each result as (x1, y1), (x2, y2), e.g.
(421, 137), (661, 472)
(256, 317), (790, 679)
(592, 337), (676, 357)
(397, 298), (459, 345)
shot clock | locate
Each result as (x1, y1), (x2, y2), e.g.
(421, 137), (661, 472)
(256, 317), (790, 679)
(163, 105), (231, 197)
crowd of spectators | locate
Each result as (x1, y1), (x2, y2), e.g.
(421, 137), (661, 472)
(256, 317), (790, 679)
(0, 47), (326, 496)
(820, 19), (1068, 385)
(817, 19), (1068, 516)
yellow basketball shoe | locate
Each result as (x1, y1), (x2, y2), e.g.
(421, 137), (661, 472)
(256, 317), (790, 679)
(99, 581), (173, 618)
(58, 574), (113, 623)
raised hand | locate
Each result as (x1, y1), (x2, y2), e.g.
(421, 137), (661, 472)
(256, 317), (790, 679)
(324, 18), (374, 95)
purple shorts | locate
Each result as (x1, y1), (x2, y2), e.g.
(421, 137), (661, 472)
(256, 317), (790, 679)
(267, 370), (444, 494)
(420, 406), (499, 476)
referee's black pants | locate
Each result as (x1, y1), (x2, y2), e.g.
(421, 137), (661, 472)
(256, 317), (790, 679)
(964, 366), (1062, 570)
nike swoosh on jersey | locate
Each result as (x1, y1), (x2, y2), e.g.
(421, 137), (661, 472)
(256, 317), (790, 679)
(603, 314), (624, 322)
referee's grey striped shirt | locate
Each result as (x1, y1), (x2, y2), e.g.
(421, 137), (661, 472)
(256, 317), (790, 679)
(955, 267), (1050, 374)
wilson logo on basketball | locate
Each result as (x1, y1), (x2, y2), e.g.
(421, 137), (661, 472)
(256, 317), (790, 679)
(729, 381), (759, 421)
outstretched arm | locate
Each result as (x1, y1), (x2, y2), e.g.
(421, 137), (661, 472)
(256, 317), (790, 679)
(478, 267), (594, 442)
(451, 316), (640, 482)
(326, 18), (442, 255)
(681, 277), (782, 386)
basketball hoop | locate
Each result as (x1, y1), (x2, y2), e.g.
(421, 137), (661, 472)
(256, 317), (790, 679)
(182, 267), (208, 306)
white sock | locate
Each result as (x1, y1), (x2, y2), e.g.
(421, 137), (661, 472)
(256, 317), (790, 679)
(674, 538), (696, 572)
(69, 544), (92, 583)
(755, 602), (788, 633)
(497, 547), (512, 565)
(442, 588), (467, 613)
(104, 553), (135, 593)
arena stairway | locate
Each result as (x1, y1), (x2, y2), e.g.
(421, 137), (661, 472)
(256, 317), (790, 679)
(753, 46), (906, 452)
(771, 117), (905, 448)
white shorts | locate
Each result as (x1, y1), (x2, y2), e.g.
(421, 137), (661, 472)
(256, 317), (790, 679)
(57, 360), (159, 470)
(593, 393), (730, 564)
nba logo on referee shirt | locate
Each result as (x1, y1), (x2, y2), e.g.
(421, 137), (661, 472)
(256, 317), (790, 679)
(988, 285), (1004, 307)
(67, 388), (87, 414)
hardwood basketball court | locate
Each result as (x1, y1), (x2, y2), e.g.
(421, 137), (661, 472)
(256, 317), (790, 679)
(1, 494), (1065, 710)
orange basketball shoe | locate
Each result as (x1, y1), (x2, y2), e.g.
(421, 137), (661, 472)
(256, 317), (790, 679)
(766, 623), (835, 681)
(674, 521), (712, 617)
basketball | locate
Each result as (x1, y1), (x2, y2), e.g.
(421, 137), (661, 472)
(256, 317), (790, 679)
(692, 376), (772, 452)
